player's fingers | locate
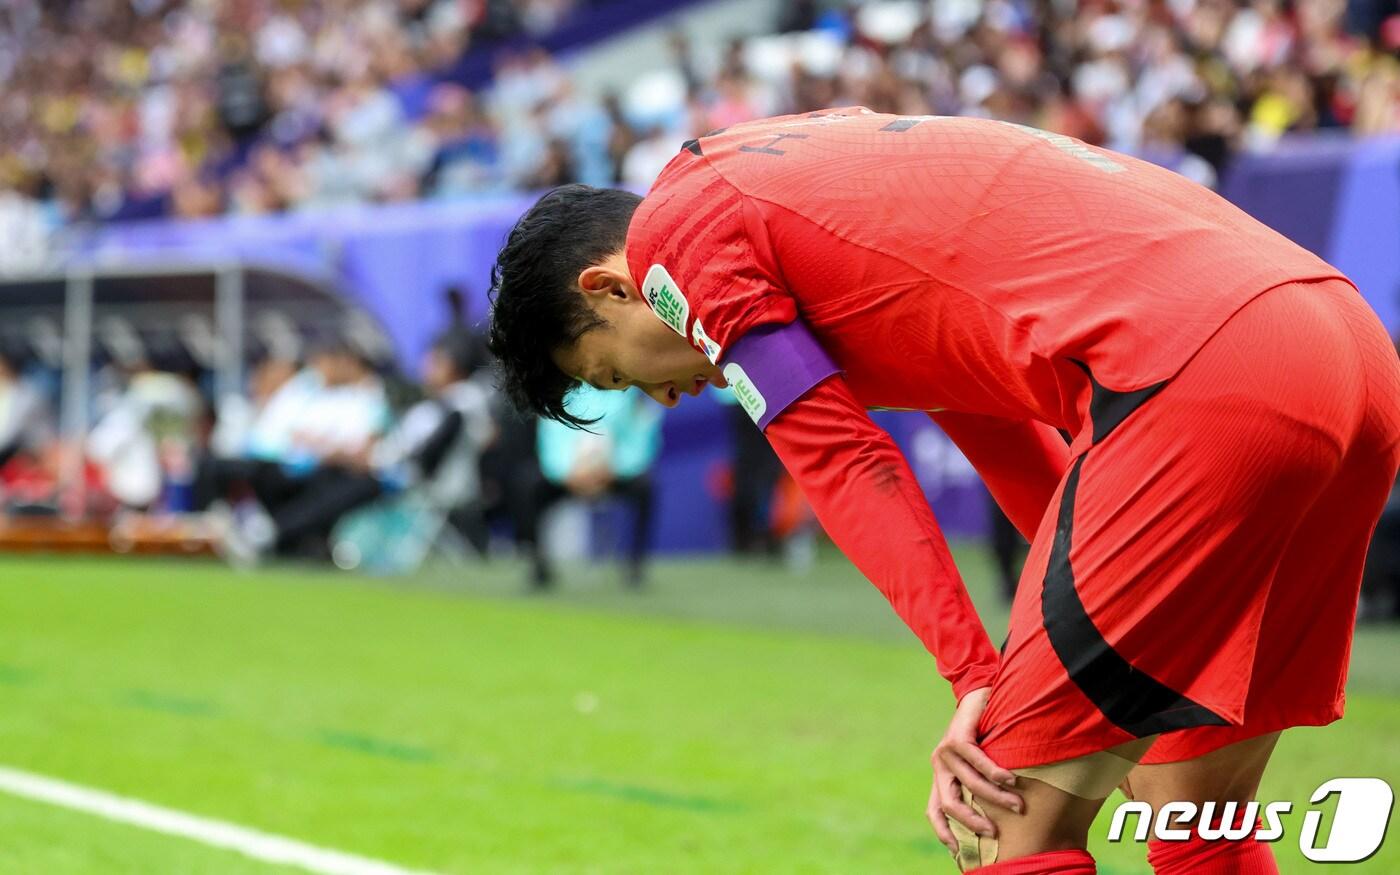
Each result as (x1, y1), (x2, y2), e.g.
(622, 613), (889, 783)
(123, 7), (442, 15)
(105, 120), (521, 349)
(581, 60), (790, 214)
(927, 758), (959, 853)
(927, 769), (963, 853)
(938, 771), (995, 837)
(952, 739), (1018, 789)
(925, 794), (958, 854)
(943, 750), (1023, 813)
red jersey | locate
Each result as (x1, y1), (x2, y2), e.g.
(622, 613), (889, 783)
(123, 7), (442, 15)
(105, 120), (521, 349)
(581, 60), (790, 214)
(624, 109), (1349, 698)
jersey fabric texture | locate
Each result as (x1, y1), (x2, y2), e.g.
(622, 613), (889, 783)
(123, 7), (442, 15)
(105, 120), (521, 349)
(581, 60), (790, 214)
(623, 108), (1400, 767)
(979, 278), (1400, 767)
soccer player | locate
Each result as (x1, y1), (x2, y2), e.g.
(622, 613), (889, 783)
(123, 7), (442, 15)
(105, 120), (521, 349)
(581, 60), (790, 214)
(487, 109), (1400, 874)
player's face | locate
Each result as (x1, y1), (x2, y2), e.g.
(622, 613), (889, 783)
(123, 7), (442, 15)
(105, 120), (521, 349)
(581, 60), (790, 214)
(552, 252), (727, 408)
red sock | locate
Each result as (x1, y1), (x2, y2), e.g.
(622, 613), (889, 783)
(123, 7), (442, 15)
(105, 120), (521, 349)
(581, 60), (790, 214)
(1148, 821), (1280, 874)
(973, 849), (1096, 874)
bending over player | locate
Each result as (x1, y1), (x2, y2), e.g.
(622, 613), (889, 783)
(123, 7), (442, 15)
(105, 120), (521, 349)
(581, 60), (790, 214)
(487, 109), (1400, 874)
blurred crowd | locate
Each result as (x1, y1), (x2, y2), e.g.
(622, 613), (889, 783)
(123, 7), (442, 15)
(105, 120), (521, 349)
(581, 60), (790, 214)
(0, 286), (818, 587)
(4, 294), (1392, 609)
(4, 0), (1400, 250)
(0, 0), (602, 236)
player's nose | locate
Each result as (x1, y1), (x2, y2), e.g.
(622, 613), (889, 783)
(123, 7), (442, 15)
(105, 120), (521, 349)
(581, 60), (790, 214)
(643, 383), (681, 408)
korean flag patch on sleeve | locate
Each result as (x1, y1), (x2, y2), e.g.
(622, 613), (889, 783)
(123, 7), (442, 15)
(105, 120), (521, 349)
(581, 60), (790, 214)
(691, 317), (722, 364)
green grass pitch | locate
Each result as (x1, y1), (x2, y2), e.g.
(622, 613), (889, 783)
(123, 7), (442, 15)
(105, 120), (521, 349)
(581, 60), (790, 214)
(0, 546), (1395, 873)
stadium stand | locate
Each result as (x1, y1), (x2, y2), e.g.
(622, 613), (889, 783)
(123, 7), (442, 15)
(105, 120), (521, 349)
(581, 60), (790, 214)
(3, 0), (1398, 245)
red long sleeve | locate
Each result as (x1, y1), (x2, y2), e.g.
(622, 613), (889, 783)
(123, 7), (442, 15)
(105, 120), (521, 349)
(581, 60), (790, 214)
(764, 376), (1000, 700)
(928, 411), (1071, 542)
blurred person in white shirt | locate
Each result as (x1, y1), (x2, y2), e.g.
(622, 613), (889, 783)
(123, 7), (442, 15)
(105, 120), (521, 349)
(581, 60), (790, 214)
(198, 338), (391, 563)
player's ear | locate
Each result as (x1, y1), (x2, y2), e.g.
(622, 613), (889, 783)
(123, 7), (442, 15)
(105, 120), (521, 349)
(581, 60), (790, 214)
(578, 258), (635, 304)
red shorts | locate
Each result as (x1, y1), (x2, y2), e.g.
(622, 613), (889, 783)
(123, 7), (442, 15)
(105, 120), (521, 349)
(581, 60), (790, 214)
(979, 278), (1400, 768)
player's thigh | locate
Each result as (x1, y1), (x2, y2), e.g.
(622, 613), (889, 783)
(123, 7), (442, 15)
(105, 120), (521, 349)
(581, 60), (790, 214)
(983, 777), (1105, 861)
(978, 737), (1156, 861)
(1123, 732), (1281, 816)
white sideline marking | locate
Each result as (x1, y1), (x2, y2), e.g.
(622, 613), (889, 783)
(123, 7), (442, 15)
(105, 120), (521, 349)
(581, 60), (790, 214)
(0, 765), (442, 875)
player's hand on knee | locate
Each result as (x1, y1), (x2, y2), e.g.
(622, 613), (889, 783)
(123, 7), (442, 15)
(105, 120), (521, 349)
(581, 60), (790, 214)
(929, 687), (1022, 840)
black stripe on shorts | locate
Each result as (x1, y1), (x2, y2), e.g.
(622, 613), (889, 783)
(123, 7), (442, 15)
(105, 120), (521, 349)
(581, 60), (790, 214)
(1041, 375), (1230, 737)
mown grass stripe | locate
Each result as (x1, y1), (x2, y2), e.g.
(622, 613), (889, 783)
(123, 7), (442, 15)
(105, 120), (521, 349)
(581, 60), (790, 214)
(316, 731), (438, 764)
(0, 665), (37, 686)
(555, 776), (743, 813)
(119, 690), (219, 717)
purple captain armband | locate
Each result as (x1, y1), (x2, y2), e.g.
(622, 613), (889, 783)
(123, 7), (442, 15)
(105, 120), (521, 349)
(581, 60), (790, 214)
(720, 321), (840, 430)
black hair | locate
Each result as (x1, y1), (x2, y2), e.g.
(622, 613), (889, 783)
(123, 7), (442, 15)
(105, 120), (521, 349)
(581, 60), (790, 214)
(431, 326), (478, 380)
(487, 184), (641, 427)
(431, 284), (487, 380)
(445, 284), (469, 326)
(0, 336), (28, 374)
(307, 336), (358, 362)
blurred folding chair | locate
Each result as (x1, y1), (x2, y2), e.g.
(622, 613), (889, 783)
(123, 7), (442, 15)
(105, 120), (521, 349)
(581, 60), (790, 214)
(329, 486), (476, 575)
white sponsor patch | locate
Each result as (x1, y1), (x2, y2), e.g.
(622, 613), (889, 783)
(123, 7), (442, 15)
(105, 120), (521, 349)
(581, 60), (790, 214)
(641, 264), (689, 336)
(722, 363), (766, 424)
(691, 317), (722, 364)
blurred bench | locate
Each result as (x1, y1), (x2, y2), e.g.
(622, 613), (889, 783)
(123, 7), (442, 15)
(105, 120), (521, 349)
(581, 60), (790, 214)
(0, 514), (215, 556)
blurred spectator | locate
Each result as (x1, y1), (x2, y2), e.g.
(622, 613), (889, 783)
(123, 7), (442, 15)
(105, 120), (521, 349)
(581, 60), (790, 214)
(86, 327), (205, 511)
(287, 341), (390, 467)
(0, 348), (53, 470)
(293, 322), (498, 574)
(988, 503), (1028, 602)
(620, 125), (680, 188)
(1361, 475), (1400, 620)
(525, 386), (661, 590)
(419, 84), (501, 196)
(1140, 98), (1220, 188)
(477, 400), (544, 558)
(0, 180), (52, 274)
(1361, 335), (1400, 621)
(372, 326), (497, 539)
(196, 339), (389, 562)
(717, 390), (785, 558)
(208, 352), (302, 460)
